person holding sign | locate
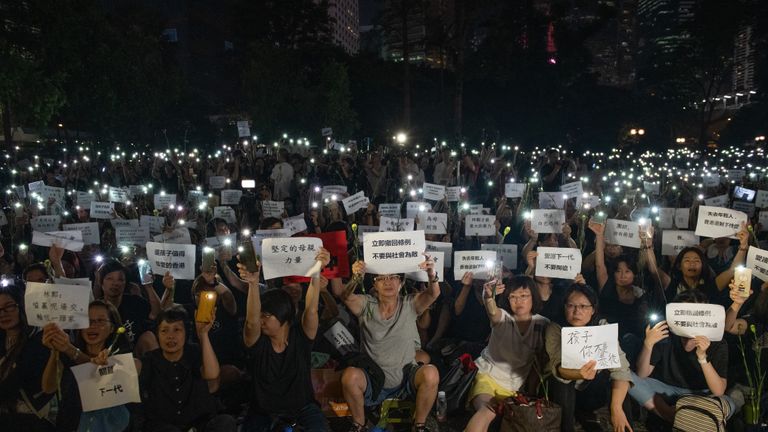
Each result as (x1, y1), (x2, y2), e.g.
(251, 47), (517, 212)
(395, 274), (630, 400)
(545, 284), (634, 432)
(629, 290), (734, 426)
(238, 248), (331, 432)
(465, 276), (550, 432)
(340, 257), (441, 432)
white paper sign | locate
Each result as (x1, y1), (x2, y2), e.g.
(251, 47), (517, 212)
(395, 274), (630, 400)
(356, 225), (378, 243)
(324, 321), (356, 356)
(70, 353), (141, 412)
(283, 214), (308, 235)
(40, 185), (65, 204)
(675, 208), (690, 229)
(481, 244), (518, 270)
(31, 215), (61, 232)
(703, 175), (720, 187)
(220, 189), (243, 205)
(146, 242), (196, 279)
(531, 209), (565, 234)
(727, 169), (746, 181)
(209, 176), (226, 189)
(405, 252), (444, 282)
(261, 237), (324, 280)
(746, 247), (768, 282)
(236, 120), (251, 137)
(561, 181), (584, 205)
(322, 185), (347, 200)
(465, 214), (496, 236)
(28, 180), (44, 193)
(213, 206), (237, 224)
(755, 190), (768, 209)
(406, 202), (431, 219)
(76, 191), (95, 208)
(535, 247), (582, 279)
(342, 191), (369, 214)
(261, 200), (285, 218)
(111, 219), (139, 229)
(108, 186), (129, 203)
(251, 228), (292, 256)
(666, 303), (725, 341)
(505, 183), (527, 198)
(32, 230), (84, 252)
(205, 233), (237, 249)
(426, 241), (452, 267)
(661, 230), (700, 256)
(89, 202), (114, 220)
(140, 215), (165, 233)
(446, 186), (461, 202)
(152, 227), (191, 245)
(153, 194), (176, 209)
(604, 219), (641, 248)
(561, 324), (621, 370)
(695, 206), (747, 238)
(417, 212), (447, 235)
(658, 208), (675, 229)
(732, 201), (756, 217)
(25, 282), (90, 329)
(363, 230), (426, 274)
(379, 216), (414, 232)
(116, 225), (151, 246)
(643, 181), (660, 195)
(539, 192), (566, 209)
(422, 182), (446, 201)
(453, 250), (497, 280)
(63, 222), (100, 245)
(704, 194), (729, 207)
(378, 203), (401, 219)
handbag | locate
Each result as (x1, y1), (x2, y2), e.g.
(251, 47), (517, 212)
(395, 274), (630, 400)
(673, 395), (731, 432)
(437, 353), (477, 413)
(500, 394), (561, 432)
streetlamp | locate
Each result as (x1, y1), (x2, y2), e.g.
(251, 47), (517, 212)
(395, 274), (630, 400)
(395, 132), (407, 145)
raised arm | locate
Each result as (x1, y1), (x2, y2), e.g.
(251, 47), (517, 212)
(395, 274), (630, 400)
(454, 272), (474, 315)
(481, 278), (505, 325)
(413, 254), (441, 315)
(196, 320), (221, 392)
(641, 226), (670, 290)
(158, 271), (175, 312)
(588, 221), (608, 290)
(302, 248), (331, 340)
(341, 260), (367, 317)
(215, 283), (237, 317)
(715, 225), (748, 291)
(238, 262), (262, 348)
(724, 280), (756, 335)
(637, 320), (668, 378)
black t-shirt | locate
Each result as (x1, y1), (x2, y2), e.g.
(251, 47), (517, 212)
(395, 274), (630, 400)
(247, 324), (316, 415)
(650, 335), (728, 390)
(540, 163), (565, 192)
(449, 287), (491, 343)
(118, 294), (151, 346)
(183, 302), (242, 365)
(539, 282), (568, 325)
(599, 282), (648, 338)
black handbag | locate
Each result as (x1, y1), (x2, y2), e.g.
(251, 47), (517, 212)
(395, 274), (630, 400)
(437, 353), (478, 413)
(500, 394), (561, 432)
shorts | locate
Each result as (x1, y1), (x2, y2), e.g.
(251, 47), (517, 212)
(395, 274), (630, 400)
(363, 364), (422, 406)
(467, 373), (516, 406)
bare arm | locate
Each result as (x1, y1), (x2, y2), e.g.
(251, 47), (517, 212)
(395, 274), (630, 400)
(715, 227), (748, 291)
(589, 221), (608, 290)
(481, 279), (505, 325)
(215, 283), (237, 316)
(341, 261), (367, 317)
(454, 273), (473, 316)
(197, 321), (221, 392)
(637, 321), (668, 378)
(413, 255), (441, 315)
(239, 262), (262, 348)
(302, 249), (331, 340)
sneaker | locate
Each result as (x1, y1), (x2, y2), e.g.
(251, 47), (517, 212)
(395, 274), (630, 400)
(412, 423), (431, 432)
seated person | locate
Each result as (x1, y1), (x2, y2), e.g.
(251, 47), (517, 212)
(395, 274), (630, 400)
(340, 258), (441, 432)
(629, 290), (734, 425)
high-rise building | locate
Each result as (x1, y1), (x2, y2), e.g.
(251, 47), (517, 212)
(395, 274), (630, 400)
(379, 0), (452, 69)
(732, 25), (755, 92)
(636, 0), (696, 74)
(327, 0), (360, 55)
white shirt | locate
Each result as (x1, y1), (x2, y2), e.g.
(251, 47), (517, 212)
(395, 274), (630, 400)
(270, 162), (294, 200)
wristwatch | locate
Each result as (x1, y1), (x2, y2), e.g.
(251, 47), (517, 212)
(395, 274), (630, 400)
(697, 356), (708, 365)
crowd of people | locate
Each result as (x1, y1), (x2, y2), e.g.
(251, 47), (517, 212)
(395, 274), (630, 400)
(0, 139), (767, 432)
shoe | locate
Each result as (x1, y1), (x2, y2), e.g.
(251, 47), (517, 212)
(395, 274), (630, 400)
(412, 423), (431, 432)
(575, 410), (603, 432)
(347, 421), (368, 432)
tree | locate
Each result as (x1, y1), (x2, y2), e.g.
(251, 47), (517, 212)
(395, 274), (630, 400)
(319, 60), (359, 140)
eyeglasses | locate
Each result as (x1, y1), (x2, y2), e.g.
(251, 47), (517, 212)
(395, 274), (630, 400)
(565, 303), (593, 312)
(374, 275), (401, 282)
(0, 303), (19, 314)
(509, 294), (531, 303)
(89, 318), (112, 327)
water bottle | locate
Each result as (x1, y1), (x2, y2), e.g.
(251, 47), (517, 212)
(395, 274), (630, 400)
(436, 390), (448, 422)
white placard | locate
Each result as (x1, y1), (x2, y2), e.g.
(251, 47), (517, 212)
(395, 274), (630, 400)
(666, 303), (725, 342)
(561, 181), (584, 205)
(703, 175), (720, 187)
(152, 227), (191, 245)
(140, 215), (165, 233)
(755, 190), (768, 209)
(40, 185), (65, 204)
(146, 242), (196, 279)
(539, 192), (566, 209)
(417, 212), (447, 235)
(704, 194), (729, 207)
(505, 183), (527, 198)
(453, 250), (497, 280)
(31, 215), (61, 232)
(76, 191), (95, 208)
(531, 209), (565, 234)
(422, 182), (446, 201)
(32, 230), (84, 252)
(694, 206), (747, 238)
(583, 195), (600, 208)
(604, 219), (641, 248)
(213, 206), (237, 224)
(324, 321), (356, 356)
(261, 237), (324, 280)
(675, 208), (690, 229)
(342, 191), (369, 215)
(116, 225), (151, 246)
(379, 216), (414, 232)
(209, 176), (226, 189)
(28, 180), (44, 193)
(643, 181), (660, 195)
(406, 202), (432, 219)
(561, 324), (621, 370)
(70, 353), (141, 412)
(220, 189), (243, 205)
(108, 186), (129, 203)
(111, 219), (139, 229)
(356, 225), (378, 243)
(661, 230), (700, 256)
(465, 214), (496, 236)
(54, 277), (91, 288)
(481, 244), (518, 270)
(760, 211), (768, 232)
(128, 185), (144, 197)
(732, 201), (756, 217)
(322, 185), (347, 200)
(25, 282), (90, 329)
(153, 194), (176, 209)
(746, 247), (768, 282)
(251, 228), (292, 256)
(378, 203), (401, 219)
(261, 200), (285, 218)
(727, 169), (746, 181)
(363, 230), (426, 274)
(446, 186), (461, 202)
(426, 241), (452, 267)
(658, 208), (675, 229)
(63, 222), (100, 245)
(535, 247), (582, 279)
(204, 233), (237, 249)
(283, 214), (308, 235)
(237, 120), (251, 137)
(89, 202), (114, 219)
(405, 251), (444, 282)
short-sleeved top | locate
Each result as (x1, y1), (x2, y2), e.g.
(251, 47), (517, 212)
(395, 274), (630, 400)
(117, 295), (151, 346)
(545, 322), (632, 384)
(246, 324), (316, 415)
(449, 288), (491, 343)
(476, 312), (549, 392)
(650, 335), (728, 390)
(183, 302), (242, 365)
(599, 283), (648, 338)
(139, 346), (220, 428)
(0, 332), (53, 412)
(359, 294), (419, 388)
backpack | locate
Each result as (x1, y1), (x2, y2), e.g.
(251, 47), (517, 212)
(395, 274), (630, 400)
(673, 395), (731, 432)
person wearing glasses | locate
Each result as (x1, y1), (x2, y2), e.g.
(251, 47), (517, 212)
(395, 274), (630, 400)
(545, 283), (634, 432)
(340, 256), (441, 432)
(466, 275), (549, 432)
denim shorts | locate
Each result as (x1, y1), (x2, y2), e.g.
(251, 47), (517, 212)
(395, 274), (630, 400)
(363, 364), (422, 406)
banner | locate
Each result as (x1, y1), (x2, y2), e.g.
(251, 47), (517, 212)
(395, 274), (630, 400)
(416, 212), (447, 235)
(322, 185), (347, 200)
(422, 182), (446, 201)
(604, 219), (641, 248)
(755, 190), (768, 209)
(111, 219), (138, 229)
(703, 174), (720, 187)
(531, 209), (565, 234)
(146, 242), (196, 280)
(666, 303), (725, 342)
(481, 244), (518, 270)
(70, 353), (141, 412)
(694, 206), (747, 238)
(63, 222), (100, 245)
(704, 194), (729, 207)
(89, 202), (114, 219)
(31, 215), (61, 233)
(261, 237), (324, 280)
(732, 201), (756, 217)
(465, 214), (496, 236)
(220, 189), (243, 205)
(658, 208), (675, 229)
(561, 181), (584, 205)
(363, 230), (426, 274)
(661, 230), (700, 256)
(453, 250), (497, 280)
(643, 181), (660, 195)
(561, 324), (621, 370)
(25, 282), (90, 329)
(379, 216), (414, 232)
(31, 230), (84, 252)
(237, 120), (251, 137)
(76, 191), (95, 208)
(746, 246), (768, 282)
(535, 247), (582, 279)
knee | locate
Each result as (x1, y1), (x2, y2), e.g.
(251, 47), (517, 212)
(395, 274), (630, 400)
(341, 367), (366, 391)
(418, 364), (440, 388)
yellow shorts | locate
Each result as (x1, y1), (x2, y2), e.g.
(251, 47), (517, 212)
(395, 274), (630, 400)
(467, 372), (517, 407)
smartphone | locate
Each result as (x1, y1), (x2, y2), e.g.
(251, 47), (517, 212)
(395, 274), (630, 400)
(202, 248), (216, 271)
(591, 212), (607, 224)
(734, 267), (752, 297)
(196, 290), (217, 323)
(242, 179), (256, 189)
(648, 312), (664, 325)
(138, 260), (153, 285)
(239, 239), (260, 272)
